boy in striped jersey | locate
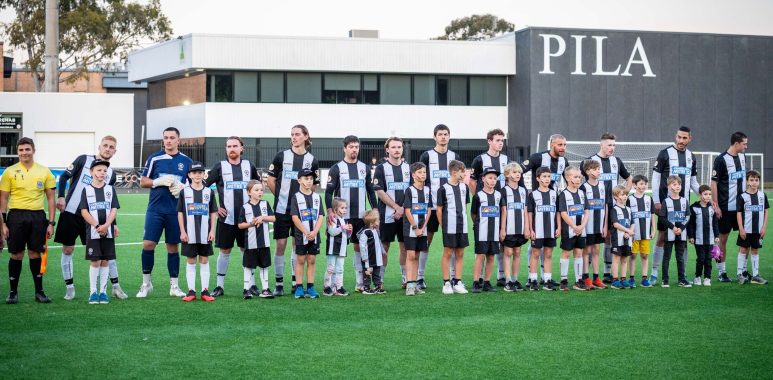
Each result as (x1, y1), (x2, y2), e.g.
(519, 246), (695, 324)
(436, 160), (470, 295)
(238, 180), (276, 299)
(358, 210), (385, 295)
(324, 198), (351, 296)
(558, 166), (588, 291)
(78, 160), (120, 304)
(292, 169), (325, 299)
(177, 162), (218, 302)
(527, 167), (561, 291)
(736, 170), (769, 285)
(471, 167), (505, 293)
(500, 163), (529, 292)
(609, 185), (634, 289)
(687, 185), (719, 286)
(627, 175), (656, 287)
(659, 175), (691, 288)
(581, 159), (608, 289)
(404, 162), (432, 296)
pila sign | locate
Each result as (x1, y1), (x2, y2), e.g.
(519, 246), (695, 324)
(539, 34), (656, 77)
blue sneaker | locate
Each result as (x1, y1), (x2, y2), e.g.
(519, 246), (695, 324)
(98, 292), (109, 304)
(611, 280), (623, 289)
(622, 280), (632, 289)
(648, 274), (658, 285)
(306, 286), (320, 299)
(88, 292), (99, 304)
(641, 278), (653, 288)
(294, 286), (306, 299)
(628, 279), (636, 288)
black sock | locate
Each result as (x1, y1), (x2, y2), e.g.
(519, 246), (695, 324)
(291, 275), (296, 283)
(582, 273), (589, 280)
(443, 278), (450, 283)
(276, 276), (284, 286)
(593, 274), (599, 280)
(30, 258), (43, 293)
(65, 278), (74, 286)
(630, 276), (635, 281)
(307, 282), (314, 289)
(111, 277), (119, 284)
(642, 276), (647, 280)
(9, 259), (22, 293)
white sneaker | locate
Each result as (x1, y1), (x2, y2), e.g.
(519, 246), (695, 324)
(693, 277), (702, 286)
(453, 281), (469, 294)
(112, 284), (129, 299)
(442, 281), (453, 295)
(64, 285), (75, 300)
(169, 285), (186, 297)
(136, 283), (153, 298)
(703, 278), (711, 286)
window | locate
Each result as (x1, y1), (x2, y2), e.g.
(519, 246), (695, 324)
(363, 74), (379, 104)
(260, 72), (284, 103)
(323, 73), (361, 104)
(449, 76), (468, 106)
(206, 72), (233, 102)
(469, 76), (506, 106)
(234, 72), (258, 102)
(413, 75), (435, 105)
(380, 75), (411, 105)
(287, 73), (321, 103)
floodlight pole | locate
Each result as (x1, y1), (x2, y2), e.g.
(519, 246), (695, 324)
(44, 0), (59, 92)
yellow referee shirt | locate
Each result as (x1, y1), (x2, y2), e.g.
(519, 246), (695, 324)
(0, 162), (56, 210)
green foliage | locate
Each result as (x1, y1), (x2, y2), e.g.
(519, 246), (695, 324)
(436, 14), (515, 41)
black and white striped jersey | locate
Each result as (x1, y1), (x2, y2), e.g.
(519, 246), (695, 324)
(558, 188), (587, 239)
(61, 155), (116, 215)
(687, 202), (719, 245)
(176, 186), (217, 244)
(358, 228), (385, 267)
(527, 189), (558, 239)
(419, 149), (458, 210)
(471, 152), (509, 190)
(581, 181), (607, 235)
(501, 185), (528, 236)
(403, 185), (433, 238)
(659, 196), (690, 241)
(581, 154), (630, 204)
(627, 194), (655, 240)
(267, 149), (319, 215)
(652, 145), (699, 204)
(326, 215), (349, 257)
(325, 160), (377, 220)
(436, 182), (470, 235)
(291, 191), (325, 244)
(739, 191), (769, 234)
(711, 152), (747, 212)
(239, 200), (273, 249)
(609, 204), (633, 248)
(205, 160), (259, 225)
(373, 160), (410, 224)
(522, 151), (568, 190)
(471, 189), (504, 243)
(78, 184), (120, 240)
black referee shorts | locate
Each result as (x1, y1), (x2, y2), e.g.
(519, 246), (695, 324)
(54, 211), (87, 246)
(7, 210), (47, 254)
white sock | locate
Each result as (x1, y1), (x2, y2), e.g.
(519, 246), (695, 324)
(61, 252), (73, 283)
(260, 267), (269, 289)
(250, 270), (255, 288)
(538, 249), (545, 277)
(574, 258), (584, 282)
(418, 251), (428, 279)
(751, 255), (759, 276)
(737, 253), (747, 275)
(380, 264), (386, 280)
(243, 267), (252, 290)
(89, 266), (99, 294)
(99, 266), (109, 293)
(603, 245), (612, 274)
(717, 262), (726, 274)
(449, 254), (456, 278)
(400, 264), (406, 283)
(216, 252), (230, 288)
(275, 254), (285, 283)
(291, 251), (297, 277)
(528, 272), (537, 281)
(652, 245), (664, 271)
(108, 259), (119, 281)
(354, 251), (363, 287)
(170, 277), (179, 288)
(560, 258), (569, 280)
(544, 272), (552, 281)
(200, 262), (210, 291)
(186, 263), (196, 291)
(142, 273), (152, 285)
(496, 253), (505, 279)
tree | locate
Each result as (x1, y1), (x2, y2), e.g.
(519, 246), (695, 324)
(435, 14), (515, 41)
(0, 0), (172, 91)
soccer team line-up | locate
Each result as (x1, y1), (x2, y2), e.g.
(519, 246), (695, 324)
(0, 125), (767, 304)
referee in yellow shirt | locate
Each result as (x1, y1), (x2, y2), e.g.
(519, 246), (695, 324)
(0, 137), (57, 304)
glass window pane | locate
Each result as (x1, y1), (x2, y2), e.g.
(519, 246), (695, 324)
(324, 73), (360, 91)
(435, 76), (449, 105)
(260, 72), (284, 103)
(234, 72), (258, 102)
(209, 73), (233, 102)
(287, 73), (321, 103)
(450, 76), (467, 105)
(469, 76), (506, 106)
(363, 75), (378, 91)
(413, 75), (435, 105)
(380, 75), (410, 105)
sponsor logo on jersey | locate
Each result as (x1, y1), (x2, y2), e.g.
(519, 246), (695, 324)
(225, 181), (248, 190)
(537, 205), (556, 213)
(671, 166), (691, 175)
(89, 201), (111, 211)
(632, 211), (650, 219)
(387, 181), (409, 191)
(343, 179), (365, 188)
(568, 204), (584, 216)
(187, 203), (209, 216)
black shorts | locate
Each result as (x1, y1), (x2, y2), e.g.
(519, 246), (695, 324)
(379, 222), (404, 243)
(7, 210), (47, 254)
(427, 212), (440, 233)
(347, 218), (367, 243)
(182, 243), (214, 258)
(273, 213), (294, 240)
(657, 215), (668, 232)
(560, 236), (587, 251)
(404, 236), (428, 252)
(585, 233), (604, 245)
(718, 211), (739, 234)
(244, 247), (271, 269)
(442, 233), (469, 249)
(475, 241), (500, 255)
(737, 233), (763, 249)
(84, 238), (116, 261)
(296, 241), (320, 255)
(54, 211), (86, 246)
(215, 220), (246, 249)
(531, 238), (557, 249)
(502, 234), (528, 248)
(611, 245), (632, 257)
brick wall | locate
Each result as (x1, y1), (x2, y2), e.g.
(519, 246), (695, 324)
(148, 72), (205, 109)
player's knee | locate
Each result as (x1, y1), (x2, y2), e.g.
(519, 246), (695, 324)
(62, 246), (74, 255)
(142, 241), (156, 250)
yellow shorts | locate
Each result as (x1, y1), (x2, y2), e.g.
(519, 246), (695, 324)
(632, 240), (651, 255)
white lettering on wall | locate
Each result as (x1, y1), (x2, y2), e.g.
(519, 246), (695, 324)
(539, 34), (656, 77)
(539, 34), (566, 74)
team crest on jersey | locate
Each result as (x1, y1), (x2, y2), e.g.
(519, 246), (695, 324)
(313, 198), (320, 208)
(203, 193), (210, 202)
(359, 169), (366, 177)
(178, 163), (184, 171)
(36, 181), (43, 189)
(611, 161), (618, 171)
(303, 163), (311, 169)
(551, 194), (556, 203)
(244, 169), (249, 177)
(268, 164), (274, 171)
(373, 178), (378, 185)
(88, 248), (94, 255)
(105, 191), (111, 198)
(523, 160), (529, 166)
(67, 164), (74, 171)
